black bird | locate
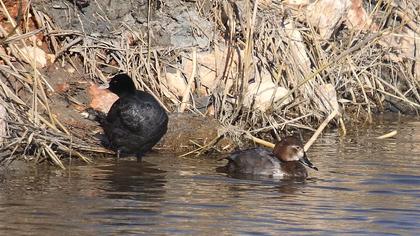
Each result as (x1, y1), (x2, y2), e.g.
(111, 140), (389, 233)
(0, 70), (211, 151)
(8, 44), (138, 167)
(102, 74), (168, 160)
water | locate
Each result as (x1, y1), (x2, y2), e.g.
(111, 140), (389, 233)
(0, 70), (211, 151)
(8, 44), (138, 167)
(1, 115), (419, 235)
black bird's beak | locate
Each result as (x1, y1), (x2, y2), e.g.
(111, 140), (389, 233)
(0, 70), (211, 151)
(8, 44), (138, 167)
(299, 153), (318, 171)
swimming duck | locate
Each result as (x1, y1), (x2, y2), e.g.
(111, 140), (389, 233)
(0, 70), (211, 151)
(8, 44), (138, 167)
(102, 73), (168, 160)
(222, 136), (318, 178)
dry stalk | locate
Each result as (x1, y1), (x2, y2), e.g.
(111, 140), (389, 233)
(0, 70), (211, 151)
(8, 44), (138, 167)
(0, 0), (419, 166)
(304, 109), (339, 151)
(376, 130), (398, 139)
(179, 47), (197, 112)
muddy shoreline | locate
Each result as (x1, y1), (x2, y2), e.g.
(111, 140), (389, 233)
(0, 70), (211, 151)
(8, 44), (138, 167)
(0, 0), (419, 166)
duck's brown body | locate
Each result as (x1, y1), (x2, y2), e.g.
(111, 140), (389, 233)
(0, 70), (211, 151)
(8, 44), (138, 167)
(223, 136), (317, 179)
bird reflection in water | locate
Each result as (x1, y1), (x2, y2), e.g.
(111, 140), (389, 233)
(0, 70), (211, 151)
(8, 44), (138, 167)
(94, 159), (167, 201)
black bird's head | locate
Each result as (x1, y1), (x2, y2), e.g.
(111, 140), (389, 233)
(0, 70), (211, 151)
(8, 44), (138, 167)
(106, 74), (136, 96)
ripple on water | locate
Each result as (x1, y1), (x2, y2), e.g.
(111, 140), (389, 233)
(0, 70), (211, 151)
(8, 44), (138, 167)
(0, 116), (419, 235)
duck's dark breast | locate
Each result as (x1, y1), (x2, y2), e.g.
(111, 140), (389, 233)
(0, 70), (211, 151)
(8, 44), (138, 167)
(280, 162), (308, 179)
(104, 91), (168, 154)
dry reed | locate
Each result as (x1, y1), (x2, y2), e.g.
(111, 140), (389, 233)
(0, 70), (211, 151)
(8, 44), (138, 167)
(0, 0), (418, 166)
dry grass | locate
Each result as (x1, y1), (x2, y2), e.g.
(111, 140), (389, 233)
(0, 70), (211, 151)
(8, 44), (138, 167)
(211, 0), (419, 144)
(0, 0), (419, 166)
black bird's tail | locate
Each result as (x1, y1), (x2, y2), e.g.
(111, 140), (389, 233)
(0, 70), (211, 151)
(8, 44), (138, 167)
(83, 108), (107, 124)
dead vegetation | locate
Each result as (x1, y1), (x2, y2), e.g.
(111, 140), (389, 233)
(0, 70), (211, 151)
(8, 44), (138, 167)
(0, 0), (419, 167)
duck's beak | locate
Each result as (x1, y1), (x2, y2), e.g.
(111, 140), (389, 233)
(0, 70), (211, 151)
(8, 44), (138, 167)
(299, 153), (318, 171)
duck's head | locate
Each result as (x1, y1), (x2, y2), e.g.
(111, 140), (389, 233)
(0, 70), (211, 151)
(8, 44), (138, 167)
(273, 136), (318, 171)
(105, 74), (136, 96)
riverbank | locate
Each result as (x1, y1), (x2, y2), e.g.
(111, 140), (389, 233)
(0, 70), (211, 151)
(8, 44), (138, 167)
(0, 0), (418, 167)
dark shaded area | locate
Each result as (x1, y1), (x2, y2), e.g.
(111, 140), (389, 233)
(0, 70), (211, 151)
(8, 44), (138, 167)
(67, 0), (90, 11)
(94, 159), (167, 200)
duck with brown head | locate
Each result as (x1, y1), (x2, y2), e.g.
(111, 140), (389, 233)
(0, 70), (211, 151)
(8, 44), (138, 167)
(221, 136), (318, 179)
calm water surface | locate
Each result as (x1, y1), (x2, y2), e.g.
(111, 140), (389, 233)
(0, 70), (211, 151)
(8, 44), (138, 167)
(1, 116), (419, 235)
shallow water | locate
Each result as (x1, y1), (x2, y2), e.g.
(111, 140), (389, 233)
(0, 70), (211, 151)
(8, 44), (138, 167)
(1, 115), (420, 235)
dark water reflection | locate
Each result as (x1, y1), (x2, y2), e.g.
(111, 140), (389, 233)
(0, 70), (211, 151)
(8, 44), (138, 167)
(0, 115), (419, 235)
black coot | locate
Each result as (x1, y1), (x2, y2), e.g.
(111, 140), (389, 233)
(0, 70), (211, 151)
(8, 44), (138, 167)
(103, 74), (168, 159)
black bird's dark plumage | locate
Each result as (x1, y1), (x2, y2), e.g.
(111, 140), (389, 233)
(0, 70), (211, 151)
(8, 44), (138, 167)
(102, 74), (168, 159)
